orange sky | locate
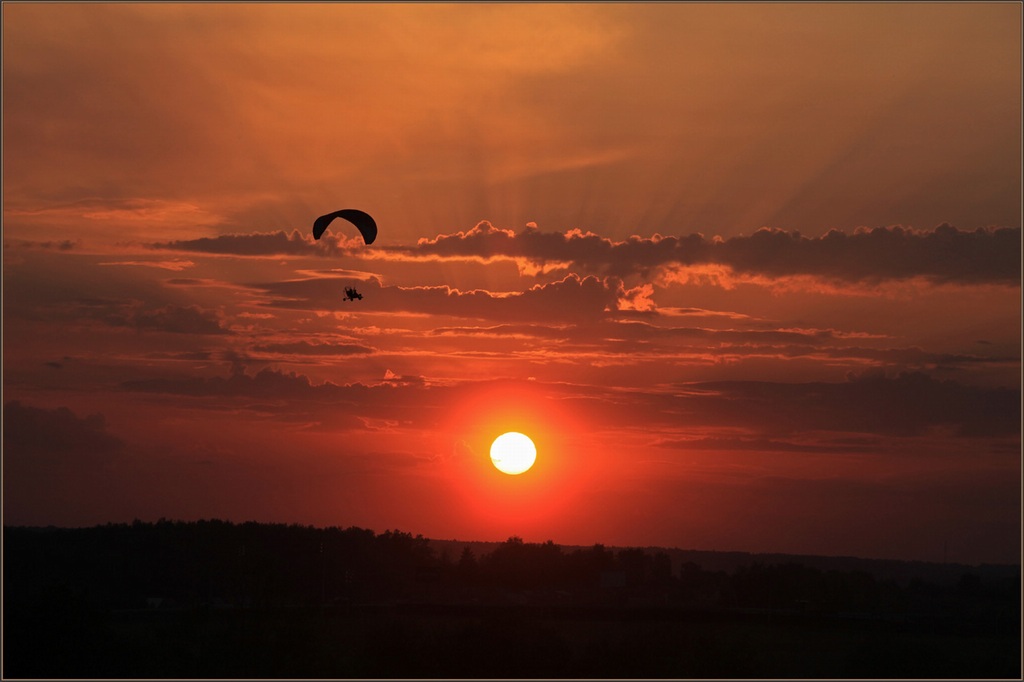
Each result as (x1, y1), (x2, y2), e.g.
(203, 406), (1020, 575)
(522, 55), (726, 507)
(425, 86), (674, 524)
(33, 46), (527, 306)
(3, 3), (1021, 565)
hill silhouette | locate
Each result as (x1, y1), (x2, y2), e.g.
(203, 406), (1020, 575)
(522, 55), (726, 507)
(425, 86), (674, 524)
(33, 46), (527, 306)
(4, 519), (1020, 678)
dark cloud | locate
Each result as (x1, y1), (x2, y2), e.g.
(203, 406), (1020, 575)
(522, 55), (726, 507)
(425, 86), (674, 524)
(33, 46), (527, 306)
(2, 402), (131, 525)
(534, 370), (1020, 440)
(594, 320), (840, 345)
(120, 368), (505, 419)
(429, 322), (1016, 372)
(5, 239), (77, 250)
(146, 222), (1020, 284)
(119, 367), (455, 430)
(680, 370), (1021, 438)
(414, 221), (617, 265)
(407, 222), (1021, 284)
(120, 369), (598, 436)
(714, 224), (1020, 284)
(655, 435), (879, 454)
(430, 320), (845, 349)
(121, 366), (410, 410)
(818, 345), (1018, 367)
(251, 341), (374, 356)
(129, 304), (231, 335)
(145, 351), (216, 361)
(121, 366), (332, 399)
(3, 401), (124, 457)
(16, 288), (230, 333)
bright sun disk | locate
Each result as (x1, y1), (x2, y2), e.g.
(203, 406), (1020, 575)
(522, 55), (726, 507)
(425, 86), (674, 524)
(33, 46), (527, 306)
(490, 432), (537, 475)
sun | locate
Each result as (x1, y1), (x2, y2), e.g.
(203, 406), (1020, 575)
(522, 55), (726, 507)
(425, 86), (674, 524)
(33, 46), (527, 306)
(490, 432), (537, 475)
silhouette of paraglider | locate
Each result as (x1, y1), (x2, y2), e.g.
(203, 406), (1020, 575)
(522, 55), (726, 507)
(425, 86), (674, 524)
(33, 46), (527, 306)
(312, 209), (377, 245)
(312, 209), (376, 302)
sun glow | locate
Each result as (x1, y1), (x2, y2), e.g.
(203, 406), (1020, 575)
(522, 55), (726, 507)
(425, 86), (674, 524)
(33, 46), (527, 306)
(490, 432), (537, 475)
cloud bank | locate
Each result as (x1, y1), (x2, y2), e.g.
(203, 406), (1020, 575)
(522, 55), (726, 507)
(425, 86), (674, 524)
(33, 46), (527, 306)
(150, 223), (1021, 285)
(3, 401), (124, 457)
(410, 222), (1021, 284)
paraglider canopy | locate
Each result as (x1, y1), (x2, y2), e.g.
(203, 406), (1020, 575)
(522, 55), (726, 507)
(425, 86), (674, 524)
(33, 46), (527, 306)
(312, 209), (377, 245)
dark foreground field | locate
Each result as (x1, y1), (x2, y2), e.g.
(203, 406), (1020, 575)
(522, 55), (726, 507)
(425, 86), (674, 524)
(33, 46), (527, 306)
(7, 601), (1019, 679)
(4, 521), (1020, 678)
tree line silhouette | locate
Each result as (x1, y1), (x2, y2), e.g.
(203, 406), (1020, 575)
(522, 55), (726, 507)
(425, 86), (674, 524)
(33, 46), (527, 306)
(4, 519), (1020, 678)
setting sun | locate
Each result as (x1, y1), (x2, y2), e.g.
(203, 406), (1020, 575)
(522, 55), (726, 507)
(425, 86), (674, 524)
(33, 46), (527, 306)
(490, 432), (537, 475)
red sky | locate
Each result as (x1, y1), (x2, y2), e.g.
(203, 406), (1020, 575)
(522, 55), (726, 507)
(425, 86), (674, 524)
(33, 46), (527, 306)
(3, 3), (1020, 565)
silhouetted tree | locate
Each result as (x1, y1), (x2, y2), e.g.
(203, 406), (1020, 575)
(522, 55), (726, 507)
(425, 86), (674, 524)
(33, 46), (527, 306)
(480, 536), (566, 589)
(457, 546), (479, 583)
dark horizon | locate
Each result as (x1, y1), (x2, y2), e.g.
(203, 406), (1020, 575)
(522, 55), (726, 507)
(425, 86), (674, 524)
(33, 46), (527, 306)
(5, 517), (1021, 572)
(4, 519), (1020, 678)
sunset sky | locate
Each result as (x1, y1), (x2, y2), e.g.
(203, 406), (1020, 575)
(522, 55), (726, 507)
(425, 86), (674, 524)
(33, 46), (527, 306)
(3, 3), (1021, 565)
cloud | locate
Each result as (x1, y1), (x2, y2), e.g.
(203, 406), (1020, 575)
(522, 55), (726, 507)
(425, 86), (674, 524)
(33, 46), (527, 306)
(127, 304), (232, 335)
(80, 198), (219, 225)
(528, 369), (1020, 441)
(8, 198), (224, 227)
(432, 320), (859, 347)
(119, 368), (597, 432)
(3, 401), (124, 457)
(145, 351), (216, 361)
(382, 369), (427, 385)
(618, 282), (657, 311)
(53, 299), (231, 335)
(714, 224), (1021, 284)
(817, 345), (1019, 368)
(678, 370), (1021, 438)
(422, 320), (1016, 375)
(251, 341), (374, 356)
(149, 230), (361, 257)
(2, 401), (132, 525)
(119, 366), (448, 431)
(655, 435), (879, 454)
(402, 222), (1021, 284)
(145, 222), (1021, 285)
(253, 272), (625, 322)
(119, 364), (1019, 442)
(430, 323), (578, 341)
(98, 260), (195, 271)
(121, 366), (332, 400)
(4, 239), (77, 250)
